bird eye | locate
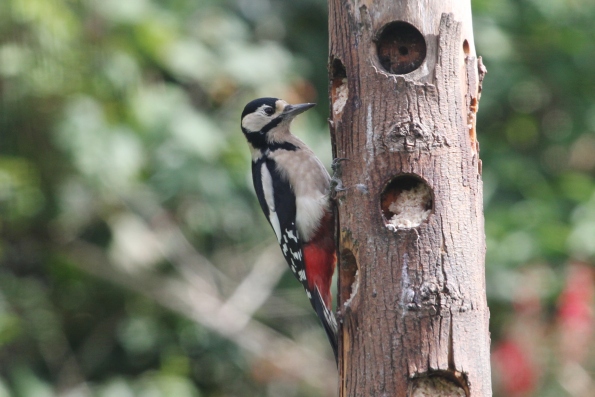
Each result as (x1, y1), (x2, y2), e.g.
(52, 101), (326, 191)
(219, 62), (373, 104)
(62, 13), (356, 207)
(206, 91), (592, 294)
(264, 107), (275, 116)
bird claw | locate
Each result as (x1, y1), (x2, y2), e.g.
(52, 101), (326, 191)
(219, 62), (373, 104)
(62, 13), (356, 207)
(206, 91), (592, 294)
(330, 178), (347, 192)
(330, 158), (348, 199)
(331, 157), (348, 173)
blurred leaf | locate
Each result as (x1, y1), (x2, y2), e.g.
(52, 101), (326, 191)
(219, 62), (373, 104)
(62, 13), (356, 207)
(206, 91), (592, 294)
(0, 158), (45, 222)
(2, 0), (595, 396)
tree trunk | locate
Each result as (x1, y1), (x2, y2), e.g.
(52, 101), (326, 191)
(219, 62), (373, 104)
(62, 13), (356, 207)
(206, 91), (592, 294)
(328, 1), (490, 396)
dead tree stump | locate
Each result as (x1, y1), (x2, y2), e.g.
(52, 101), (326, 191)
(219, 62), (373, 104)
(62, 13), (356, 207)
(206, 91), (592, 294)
(328, 1), (491, 396)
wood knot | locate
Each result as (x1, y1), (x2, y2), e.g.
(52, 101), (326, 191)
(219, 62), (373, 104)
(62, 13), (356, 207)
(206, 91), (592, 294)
(384, 121), (446, 152)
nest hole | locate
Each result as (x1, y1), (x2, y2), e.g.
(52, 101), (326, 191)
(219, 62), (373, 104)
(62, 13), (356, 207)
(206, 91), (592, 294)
(330, 58), (348, 117)
(381, 174), (433, 230)
(340, 248), (359, 307)
(375, 21), (426, 75)
(408, 372), (468, 397)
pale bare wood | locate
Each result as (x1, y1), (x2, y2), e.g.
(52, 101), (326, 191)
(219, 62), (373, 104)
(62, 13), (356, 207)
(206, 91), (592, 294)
(329, 1), (490, 396)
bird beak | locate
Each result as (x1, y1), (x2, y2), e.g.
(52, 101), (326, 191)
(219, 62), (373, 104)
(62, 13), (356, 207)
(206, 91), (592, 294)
(282, 103), (316, 118)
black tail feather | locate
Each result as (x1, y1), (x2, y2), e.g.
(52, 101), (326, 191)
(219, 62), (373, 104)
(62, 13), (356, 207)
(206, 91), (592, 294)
(312, 287), (338, 364)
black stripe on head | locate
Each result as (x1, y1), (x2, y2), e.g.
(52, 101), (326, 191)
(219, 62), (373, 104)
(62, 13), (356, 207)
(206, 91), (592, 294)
(260, 117), (283, 133)
(269, 142), (298, 151)
(241, 97), (279, 120)
(244, 132), (299, 152)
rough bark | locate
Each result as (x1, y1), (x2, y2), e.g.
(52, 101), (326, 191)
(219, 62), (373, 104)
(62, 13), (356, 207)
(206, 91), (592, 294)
(328, 1), (490, 396)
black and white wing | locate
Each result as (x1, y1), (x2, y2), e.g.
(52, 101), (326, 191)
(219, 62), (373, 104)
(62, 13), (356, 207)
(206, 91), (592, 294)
(252, 156), (339, 362)
(252, 158), (308, 288)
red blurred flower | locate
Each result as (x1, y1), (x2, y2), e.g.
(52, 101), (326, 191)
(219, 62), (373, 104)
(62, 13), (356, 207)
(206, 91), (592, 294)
(493, 339), (538, 396)
(557, 263), (594, 363)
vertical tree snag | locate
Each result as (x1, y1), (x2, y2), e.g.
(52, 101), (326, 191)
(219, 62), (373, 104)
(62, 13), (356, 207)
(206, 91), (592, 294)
(329, 1), (490, 396)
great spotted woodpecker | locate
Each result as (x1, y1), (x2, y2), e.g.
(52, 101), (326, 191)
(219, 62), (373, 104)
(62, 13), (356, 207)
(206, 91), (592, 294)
(241, 97), (338, 361)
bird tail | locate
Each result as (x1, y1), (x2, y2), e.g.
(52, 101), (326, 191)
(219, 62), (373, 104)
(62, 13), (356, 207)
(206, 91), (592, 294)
(312, 286), (338, 364)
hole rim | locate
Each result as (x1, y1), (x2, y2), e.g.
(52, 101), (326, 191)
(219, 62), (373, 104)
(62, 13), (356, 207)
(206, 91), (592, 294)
(408, 370), (470, 397)
(380, 173), (434, 230)
(373, 21), (427, 75)
(463, 39), (470, 55)
(340, 248), (359, 307)
(330, 57), (348, 118)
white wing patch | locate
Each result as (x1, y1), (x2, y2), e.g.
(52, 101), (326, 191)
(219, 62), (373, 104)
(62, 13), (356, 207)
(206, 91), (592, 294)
(285, 229), (298, 242)
(298, 269), (306, 281)
(261, 163), (282, 242)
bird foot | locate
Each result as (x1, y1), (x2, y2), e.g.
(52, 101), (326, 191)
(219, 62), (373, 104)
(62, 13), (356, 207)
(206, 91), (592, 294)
(330, 158), (348, 199)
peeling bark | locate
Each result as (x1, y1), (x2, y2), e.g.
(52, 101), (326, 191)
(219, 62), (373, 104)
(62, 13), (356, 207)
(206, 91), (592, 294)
(329, 1), (491, 396)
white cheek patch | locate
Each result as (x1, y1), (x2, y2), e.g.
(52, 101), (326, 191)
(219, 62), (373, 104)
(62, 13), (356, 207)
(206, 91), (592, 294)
(242, 112), (268, 133)
(261, 163), (282, 242)
(242, 104), (285, 132)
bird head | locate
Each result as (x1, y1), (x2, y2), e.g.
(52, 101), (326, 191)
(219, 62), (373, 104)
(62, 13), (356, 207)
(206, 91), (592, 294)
(240, 97), (315, 148)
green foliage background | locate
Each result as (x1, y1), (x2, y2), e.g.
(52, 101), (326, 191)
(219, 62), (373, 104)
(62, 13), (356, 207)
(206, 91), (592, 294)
(1, 0), (594, 396)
